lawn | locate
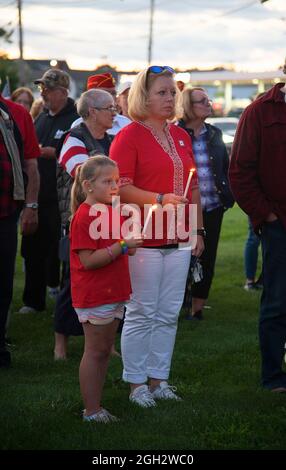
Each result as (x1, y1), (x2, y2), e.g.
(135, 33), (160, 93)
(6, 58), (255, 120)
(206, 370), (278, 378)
(1, 205), (285, 450)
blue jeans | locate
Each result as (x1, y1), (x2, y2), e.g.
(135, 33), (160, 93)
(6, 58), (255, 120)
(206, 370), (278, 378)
(244, 217), (261, 280)
(260, 219), (286, 389)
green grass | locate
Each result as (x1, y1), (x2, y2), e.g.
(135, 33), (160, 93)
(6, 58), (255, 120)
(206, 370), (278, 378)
(1, 205), (285, 450)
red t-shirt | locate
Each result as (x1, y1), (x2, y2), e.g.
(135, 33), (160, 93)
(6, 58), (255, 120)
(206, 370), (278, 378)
(109, 121), (198, 246)
(0, 95), (40, 217)
(70, 202), (132, 308)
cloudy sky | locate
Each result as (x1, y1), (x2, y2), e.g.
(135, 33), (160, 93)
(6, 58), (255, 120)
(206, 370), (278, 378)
(1, 0), (286, 71)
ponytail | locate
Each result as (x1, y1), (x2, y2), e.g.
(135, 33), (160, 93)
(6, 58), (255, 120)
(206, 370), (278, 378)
(70, 165), (86, 216)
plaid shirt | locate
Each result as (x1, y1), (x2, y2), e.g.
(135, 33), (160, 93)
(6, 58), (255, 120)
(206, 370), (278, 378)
(0, 95), (40, 219)
(192, 125), (221, 212)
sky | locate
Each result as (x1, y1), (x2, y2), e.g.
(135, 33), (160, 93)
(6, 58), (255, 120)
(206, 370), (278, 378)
(1, 0), (286, 72)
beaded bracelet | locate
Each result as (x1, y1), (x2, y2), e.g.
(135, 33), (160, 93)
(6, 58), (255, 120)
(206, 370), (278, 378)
(119, 239), (128, 254)
(106, 246), (115, 262)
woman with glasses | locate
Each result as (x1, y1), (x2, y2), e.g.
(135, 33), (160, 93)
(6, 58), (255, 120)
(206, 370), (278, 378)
(110, 66), (204, 407)
(54, 89), (116, 360)
(178, 87), (234, 320)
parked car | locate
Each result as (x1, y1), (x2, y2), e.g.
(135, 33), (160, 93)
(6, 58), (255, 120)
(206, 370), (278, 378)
(206, 117), (239, 154)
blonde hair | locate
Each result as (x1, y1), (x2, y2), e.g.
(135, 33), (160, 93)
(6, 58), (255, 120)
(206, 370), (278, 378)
(179, 87), (206, 122)
(30, 98), (44, 121)
(128, 68), (180, 121)
(70, 155), (117, 215)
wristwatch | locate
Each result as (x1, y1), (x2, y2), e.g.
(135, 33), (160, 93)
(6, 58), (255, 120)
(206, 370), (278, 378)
(25, 202), (39, 210)
(156, 193), (164, 204)
(196, 228), (206, 238)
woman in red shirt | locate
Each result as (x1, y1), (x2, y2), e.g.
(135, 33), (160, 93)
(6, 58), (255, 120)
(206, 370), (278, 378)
(70, 155), (142, 422)
(110, 66), (204, 407)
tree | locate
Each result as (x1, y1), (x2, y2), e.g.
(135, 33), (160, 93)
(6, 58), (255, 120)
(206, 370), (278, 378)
(0, 23), (13, 44)
(0, 53), (19, 93)
(0, 24), (19, 91)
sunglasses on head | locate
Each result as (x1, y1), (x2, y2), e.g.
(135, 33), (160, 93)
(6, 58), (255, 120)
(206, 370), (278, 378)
(147, 65), (175, 74)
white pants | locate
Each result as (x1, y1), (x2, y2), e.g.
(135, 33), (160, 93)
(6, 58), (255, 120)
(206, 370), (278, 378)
(121, 248), (191, 384)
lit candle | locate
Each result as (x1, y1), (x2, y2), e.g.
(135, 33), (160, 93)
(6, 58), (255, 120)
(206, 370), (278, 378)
(183, 168), (196, 198)
(142, 204), (157, 235)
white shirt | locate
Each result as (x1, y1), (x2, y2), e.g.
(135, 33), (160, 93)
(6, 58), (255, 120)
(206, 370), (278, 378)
(71, 114), (131, 136)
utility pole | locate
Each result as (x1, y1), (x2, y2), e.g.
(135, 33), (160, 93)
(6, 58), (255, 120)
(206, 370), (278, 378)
(147, 0), (155, 65)
(17, 0), (25, 85)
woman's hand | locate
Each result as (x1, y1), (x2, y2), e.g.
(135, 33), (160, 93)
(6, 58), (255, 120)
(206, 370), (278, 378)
(191, 234), (205, 257)
(124, 236), (144, 249)
(162, 193), (188, 206)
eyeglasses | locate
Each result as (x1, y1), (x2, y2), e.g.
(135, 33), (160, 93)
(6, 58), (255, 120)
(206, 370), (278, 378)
(191, 98), (213, 106)
(91, 106), (117, 113)
(38, 85), (62, 93)
(148, 65), (175, 74)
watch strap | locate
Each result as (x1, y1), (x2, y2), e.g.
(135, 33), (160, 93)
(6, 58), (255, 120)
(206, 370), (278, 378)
(25, 202), (39, 209)
(156, 193), (164, 204)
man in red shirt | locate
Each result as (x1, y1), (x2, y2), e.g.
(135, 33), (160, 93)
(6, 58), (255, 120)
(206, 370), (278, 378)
(0, 92), (40, 367)
(229, 71), (286, 392)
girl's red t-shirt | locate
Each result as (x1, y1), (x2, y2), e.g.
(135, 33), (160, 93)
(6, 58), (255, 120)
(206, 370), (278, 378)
(70, 202), (131, 308)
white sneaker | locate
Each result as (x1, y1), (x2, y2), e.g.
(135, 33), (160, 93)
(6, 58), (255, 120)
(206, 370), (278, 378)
(129, 385), (156, 408)
(151, 381), (182, 401)
(83, 408), (119, 423)
(18, 306), (36, 314)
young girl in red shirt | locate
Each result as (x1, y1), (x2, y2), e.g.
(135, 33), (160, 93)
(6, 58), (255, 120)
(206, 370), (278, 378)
(70, 155), (143, 423)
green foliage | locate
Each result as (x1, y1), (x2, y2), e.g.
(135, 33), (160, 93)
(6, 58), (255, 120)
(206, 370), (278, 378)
(0, 55), (19, 92)
(0, 24), (13, 44)
(2, 206), (284, 450)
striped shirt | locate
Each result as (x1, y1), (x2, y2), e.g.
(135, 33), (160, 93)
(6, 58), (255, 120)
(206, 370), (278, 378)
(192, 125), (221, 212)
(59, 134), (88, 177)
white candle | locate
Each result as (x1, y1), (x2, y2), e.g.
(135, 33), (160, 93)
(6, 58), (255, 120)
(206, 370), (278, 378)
(142, 204), (157, 235)
(183, 168), (195, 198)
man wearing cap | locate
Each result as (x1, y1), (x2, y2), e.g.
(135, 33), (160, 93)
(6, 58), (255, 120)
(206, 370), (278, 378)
(0, 89), (40, 366)
(19, 69), (79, 314)
(117, 81), (132, 119)
(71, 73), (131, 135)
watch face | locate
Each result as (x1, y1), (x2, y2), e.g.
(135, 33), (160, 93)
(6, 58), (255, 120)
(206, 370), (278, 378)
(26, 203), (38, 209)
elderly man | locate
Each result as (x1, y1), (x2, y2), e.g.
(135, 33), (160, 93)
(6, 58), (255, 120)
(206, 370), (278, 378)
(0, 91), (40, 366)
(19, 69), (79, 314)
(229, 65), (286, 392)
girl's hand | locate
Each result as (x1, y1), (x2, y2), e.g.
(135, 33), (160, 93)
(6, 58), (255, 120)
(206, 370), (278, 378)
(162, 193), (188, 206)
(124, 236), (144, 249)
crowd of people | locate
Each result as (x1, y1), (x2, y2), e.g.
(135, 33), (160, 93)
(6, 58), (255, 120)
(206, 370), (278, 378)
(1, 60), (286, 423)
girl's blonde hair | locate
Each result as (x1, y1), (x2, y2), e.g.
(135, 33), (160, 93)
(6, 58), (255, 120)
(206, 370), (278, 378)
(179, 87), (206, 122)
(128, 68), (180, 121)
(70, 155), (117, 215)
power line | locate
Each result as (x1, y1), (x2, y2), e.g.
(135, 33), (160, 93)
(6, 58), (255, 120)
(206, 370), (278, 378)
(216, 0), (259, 18)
